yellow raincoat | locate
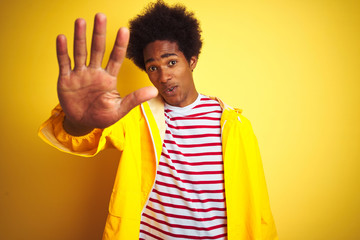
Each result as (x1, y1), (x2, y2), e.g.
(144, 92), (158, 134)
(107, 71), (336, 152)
(39, 96), (278, 239)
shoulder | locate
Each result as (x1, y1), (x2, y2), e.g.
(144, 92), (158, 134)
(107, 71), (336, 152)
(204, 95), (254, 127)
(205, 95), (245, 118)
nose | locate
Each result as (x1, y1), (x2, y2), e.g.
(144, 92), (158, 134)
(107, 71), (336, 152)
(158, 68), (171, 83)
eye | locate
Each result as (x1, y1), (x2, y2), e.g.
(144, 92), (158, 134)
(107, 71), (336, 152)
(168, 60), (177, 66)
(148, 66), (157, 72)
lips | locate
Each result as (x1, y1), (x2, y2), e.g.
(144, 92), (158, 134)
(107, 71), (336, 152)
(163, 85), (178, 96)
(167, 86), (175, 92)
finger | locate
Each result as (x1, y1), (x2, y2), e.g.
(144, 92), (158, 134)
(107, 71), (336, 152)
(56, 34), (71, 77)
(119, 86), (158, 115)
(106, 27), (129, 77)
(89, 13), (107, 68)
(73, 18), (87, 70)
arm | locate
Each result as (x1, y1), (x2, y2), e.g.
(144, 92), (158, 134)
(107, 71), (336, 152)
(39, 103), (132, 157)
(38, 104), (106, 156)
(39, 14), (158, 154)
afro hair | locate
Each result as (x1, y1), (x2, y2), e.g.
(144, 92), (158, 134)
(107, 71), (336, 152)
(127, 0), (203, 71)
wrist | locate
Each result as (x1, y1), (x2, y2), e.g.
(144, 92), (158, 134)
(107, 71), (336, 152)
(63, 116), (94, 136)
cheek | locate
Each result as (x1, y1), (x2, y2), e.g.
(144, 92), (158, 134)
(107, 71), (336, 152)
(147, 74), (157, 85)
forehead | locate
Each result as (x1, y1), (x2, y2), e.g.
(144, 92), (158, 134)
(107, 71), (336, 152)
(143, 40), (183, 62)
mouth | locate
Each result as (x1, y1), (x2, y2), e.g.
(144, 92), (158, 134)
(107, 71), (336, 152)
(167, 86), (176, 92)
(163, 85), (178, 95)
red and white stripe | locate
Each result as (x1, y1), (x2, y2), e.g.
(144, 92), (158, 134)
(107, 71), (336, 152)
(139, 95), (227, 240)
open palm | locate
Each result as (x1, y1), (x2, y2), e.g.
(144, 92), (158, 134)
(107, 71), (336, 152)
(57, 13), (157, 135)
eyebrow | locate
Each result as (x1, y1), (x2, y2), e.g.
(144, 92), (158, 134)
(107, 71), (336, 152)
(145, 53), (178, 64)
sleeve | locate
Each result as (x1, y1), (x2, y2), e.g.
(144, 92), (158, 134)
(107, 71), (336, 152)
(222, 110), (278, 239)
(253, 135), (278, 239)
(240, 114), (278, 239)
(38, 104), (125, 157)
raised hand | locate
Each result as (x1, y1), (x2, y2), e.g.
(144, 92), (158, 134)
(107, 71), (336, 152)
(56, 13), (158, 135)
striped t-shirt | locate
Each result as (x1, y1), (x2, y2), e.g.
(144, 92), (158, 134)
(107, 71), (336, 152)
(139, 94), (227, 239)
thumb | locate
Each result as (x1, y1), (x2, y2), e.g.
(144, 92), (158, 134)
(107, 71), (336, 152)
(119, 86), (158, 115)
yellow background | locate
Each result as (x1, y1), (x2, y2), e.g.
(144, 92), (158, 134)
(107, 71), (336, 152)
(1, 0), (359, 239)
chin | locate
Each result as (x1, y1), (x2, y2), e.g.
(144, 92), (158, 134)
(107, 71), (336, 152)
(163, 96), (181, 107)
(165, 100), (179, 106)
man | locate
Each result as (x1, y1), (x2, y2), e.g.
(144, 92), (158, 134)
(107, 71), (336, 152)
(39, 1), (277, 239)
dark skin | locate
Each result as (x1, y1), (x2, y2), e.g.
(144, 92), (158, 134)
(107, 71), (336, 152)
(143, 41), (198, 108)
(57, 14), (198, 136)
(58, 13), (158, 136)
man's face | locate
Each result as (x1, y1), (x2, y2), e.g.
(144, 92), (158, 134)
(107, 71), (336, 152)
(143, 40), (198, 107)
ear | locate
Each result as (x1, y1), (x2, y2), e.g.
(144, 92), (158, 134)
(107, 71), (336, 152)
(189, 56), (198, 71)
